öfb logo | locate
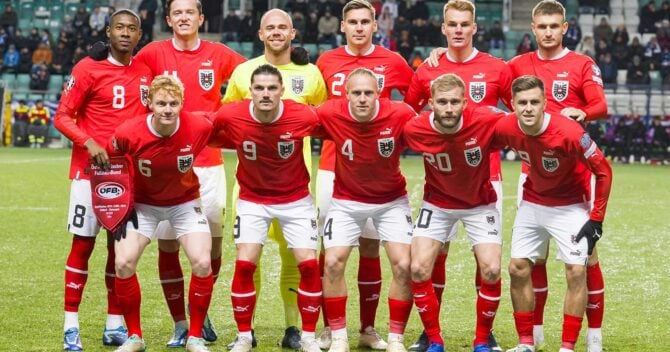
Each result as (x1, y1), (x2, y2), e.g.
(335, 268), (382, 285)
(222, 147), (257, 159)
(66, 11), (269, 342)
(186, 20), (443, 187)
(95, 182), (125, 199)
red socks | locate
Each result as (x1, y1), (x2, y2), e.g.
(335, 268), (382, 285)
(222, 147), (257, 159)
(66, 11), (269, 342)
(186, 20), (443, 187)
(158, 248), (186, 322)
(324, 296), (347, 331)
(561, 314), (583, 350)
(531, 263), (548, 326)
(64, 236), (95, 312)
(298, 259), (322, 333)
(358, 256), (382, 330)
(231, 260), (257, 332)
(412, 280), (443, 345)
(115, 274), (142, 338)
(188, 273), (213, 337)
(388, 298), (413, 335)
(105, 240), (123, 315)
(513, 311), (534, 346)
(474, 279), (501, 345)
(432, 253), (448, 306)
(586, 262), (605, 328)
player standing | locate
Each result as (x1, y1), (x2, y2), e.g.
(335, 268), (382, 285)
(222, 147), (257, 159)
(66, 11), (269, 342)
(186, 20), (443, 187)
(133, 0), (246, 346)
(507, 2), (608, 350)
(404, 74), (508, 352)
(108, 75), (216, 352)
(493, 75), (612, 352)
(316, 68), (417, 352)
(54, 9), (151, 351)
(315, 1), (414, 349)
(221, 9), (327, 349)
(213, 65), (323, 352)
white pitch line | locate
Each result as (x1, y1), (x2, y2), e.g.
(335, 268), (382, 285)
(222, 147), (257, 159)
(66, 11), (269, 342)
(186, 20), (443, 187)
(0, 157), (69, 164)
(0, 206), (58, 211)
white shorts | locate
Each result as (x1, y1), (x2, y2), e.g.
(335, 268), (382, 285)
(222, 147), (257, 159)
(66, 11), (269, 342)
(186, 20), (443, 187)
(132, 199), (211, 240)
(492, 180), (502, 215)
(156, 165), (226, 240)
(414, 201), (502, 247)
(234, 196), (318, 250)
(66, 179), (101, 237)
(512, 201), (589, 265)
(323, 197), (413, 248)
(516, 172), (527, 208)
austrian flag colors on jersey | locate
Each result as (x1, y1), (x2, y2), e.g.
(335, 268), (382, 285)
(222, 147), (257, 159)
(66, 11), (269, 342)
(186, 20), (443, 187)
(210, 100), (318, 205)
(134, 39), (246, 166)
(110, 111), (214, 206)
(55, 56), (152, 180)
(314, 98), (416, 204)
(404, 106), (508, 209)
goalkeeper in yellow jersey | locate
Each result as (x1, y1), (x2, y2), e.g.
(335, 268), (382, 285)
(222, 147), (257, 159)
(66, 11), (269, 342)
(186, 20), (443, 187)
(222, 8), (327, 350)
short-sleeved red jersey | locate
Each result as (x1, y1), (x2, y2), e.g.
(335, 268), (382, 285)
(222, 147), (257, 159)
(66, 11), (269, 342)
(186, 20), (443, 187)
(111, 111), (213, 206)
(403, 106), (507, 209)
(403, 49), (513, 182)
(55, 56), (152, 180)
(211, 100), (319, 205)
(315, 98), (416, 204)
(492, 113), (612, 221)
(316, 45), (414, 171)
(135, 39), (246, 167)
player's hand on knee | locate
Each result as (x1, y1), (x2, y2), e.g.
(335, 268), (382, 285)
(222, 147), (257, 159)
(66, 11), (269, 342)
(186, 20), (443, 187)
(575, 220), (602, 255)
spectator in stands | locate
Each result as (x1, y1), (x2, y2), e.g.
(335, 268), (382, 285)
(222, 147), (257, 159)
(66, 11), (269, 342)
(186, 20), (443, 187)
(382, 0), (399, 20)
(27, 27), (40, 52)
(593, 0), (610, 14)
(18, 47), (31, 73)
(32, 43), (53, 65)
(644, 35), (663, 64)
(593, 17), (613, 43)
(628, 117), (647, 163)
(627, 54), (651, 85)
(578, 35), (597, 59)
(640, 1), (659, 34)
(647, 117), (670, 162)
(61, 15), (76, 36)
(40, 29), (51, 47)
(397, 29), (415, 61)
(611, 34), (629, 68)
(409, 0), (429, 21)
(516, 33), (535, 55)
(610, 118), (629, 163)
(656, 19), (670, 48)
(378, 7), (395, 38)
(221, 10), (241, 42)
(29, 61), (49, 90)
(51, 41), (72, 75)
(73, 6), (91, 36)
(0, 27), (7, 53)
(239, 9), (256, 42)
(3, 44), (19, 72)
(598, 52), (618, 84)
(594, 37), (610, 60)
(409, 50), (423, 69)
(12, 28), (29, 52)
(89, 6), (107, 33)
(410, 17), (430, 46)
(318, 8), (339, 47)
(0, 4), (17, 38)
(564, 17), (582, 50)
(27, 100), (50, 148)
(659, 1), (670, 22)
(139, 0), (158, 41)
(628, 36), (646, 61)
(332, 0), (347, 21)
(11, 100), (30, 147)
(71, 46), (86, 65)
(475, 33), (490, 53)
(394, 15), (411, 41)
(303, 11), (318, 44)
(488, 21), (505, 49)
(293, 11), (306, 43)
(285, 0), (310, 17)
(660, 47), (670, 80)
(202, 0), (222, 33)
(613, 24), (630, 45)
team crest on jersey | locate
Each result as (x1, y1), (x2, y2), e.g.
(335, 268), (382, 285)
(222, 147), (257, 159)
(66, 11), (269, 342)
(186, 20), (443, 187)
(177, 154), (194, 173)
(377, 137), (394, 157)
(278, 141), (295, 159)
(291, 76), (305, 95)
(199, 69), (214, 91)
(464, 146), (482, 167)
(552, 80), (569, 101)
(139, 85), (149, 106)
(373, 73), (385, 91)
(542, 157), (559, 172)
(469, 82), (486, 103)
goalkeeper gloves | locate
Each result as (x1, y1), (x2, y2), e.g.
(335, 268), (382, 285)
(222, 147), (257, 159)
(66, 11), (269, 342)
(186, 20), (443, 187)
(113, 209), (138, 241)
(575, 219), (602, 255)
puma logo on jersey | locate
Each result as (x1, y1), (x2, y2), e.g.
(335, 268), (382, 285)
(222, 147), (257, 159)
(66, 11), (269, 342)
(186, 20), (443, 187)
(380, 127), (392, 136)
(557, 71), (569, 78)
(465, 137), (478, 146)
(373, 65), (387, 72)
(202, 59), (213, 67)
(280, 132), (293, 140)
(473, 72), (485, 79)
(180, 144), (192, 152)
(140, 76), (148, 83)
(543, 149), (555, 156)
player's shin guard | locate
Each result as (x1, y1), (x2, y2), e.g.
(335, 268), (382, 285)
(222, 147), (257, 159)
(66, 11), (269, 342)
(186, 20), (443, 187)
(586, 262), (605, 328)
(531, 263), (548, 327)
(432, 253), (448, 306)
(324, 296), (347, 332)
(115, 274), (142, 338)
(388, 298), (413, 335)
(64, 236), (95, 313)
(297, 259), (322, 333)
(188, 273), (213, 338)
(512, 312), (534, 346)
(280, 242), (301, 327)
(358, 256), (382, 330)
(211, 256), (222, 283)
(231, 260), (257, 333)
(105, 240), (123, 316)
(319, 251), (329, 327)
(474, 279), (501, 346)
(158, 248), (186, 322)
(412, 280), (443, 345)
(561, 314), (583, 350)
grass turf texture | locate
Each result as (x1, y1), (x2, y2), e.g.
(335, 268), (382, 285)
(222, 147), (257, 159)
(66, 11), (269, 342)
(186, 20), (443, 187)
(0, 147), (668, 351)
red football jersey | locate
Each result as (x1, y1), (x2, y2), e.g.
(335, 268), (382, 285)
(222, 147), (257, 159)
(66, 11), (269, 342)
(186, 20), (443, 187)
(315, 98), (416, 204)
(316, 45), (414, 171)
(135, 39), (246, 167)
(403, 49), (513, 182)
(403, 106), (507, 209)
(55, 56), (152, 180)
(111, 111), (214, 206)
(211, 100), (318, 205)
(492, 113), (612, 221)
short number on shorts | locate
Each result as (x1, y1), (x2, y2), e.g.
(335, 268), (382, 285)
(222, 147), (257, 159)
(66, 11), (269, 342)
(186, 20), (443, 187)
(72, 204), (86, 228)
(416, 208), (433, 229)
(233, 215), (240, 239)
(323, 218), (333, 240)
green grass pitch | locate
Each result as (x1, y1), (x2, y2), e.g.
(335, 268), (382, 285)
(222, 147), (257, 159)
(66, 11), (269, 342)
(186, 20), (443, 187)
(0, 147), (668, 351)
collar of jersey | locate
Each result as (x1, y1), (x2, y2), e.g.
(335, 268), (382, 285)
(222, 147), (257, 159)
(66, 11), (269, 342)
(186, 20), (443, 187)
(345, 44), (375, 56)
(430, 111), (463, 134)
(147, 113), (180, 137)
(446, 48), (478, 63)
(172, 38), (201, 52)
(536, 47), (569, 61)
(106, 54), (128, 66)
(249, 100), (284, 124)
(348, 99), (380, 122)
(518, 112), (551, 136)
